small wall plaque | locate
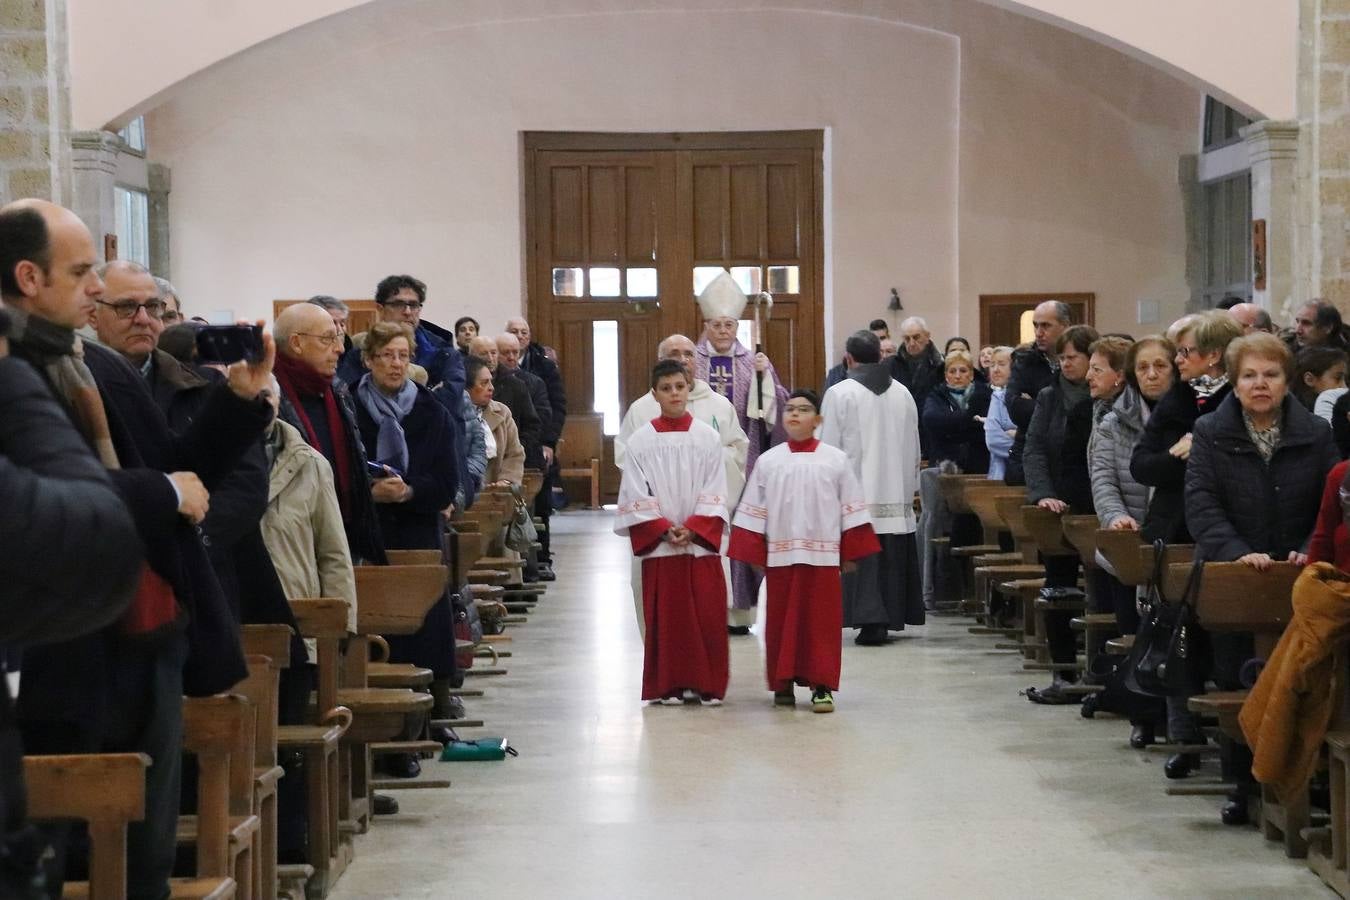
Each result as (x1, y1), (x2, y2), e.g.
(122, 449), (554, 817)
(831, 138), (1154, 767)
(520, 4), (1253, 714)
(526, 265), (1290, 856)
(1253, 219), (1267, 291)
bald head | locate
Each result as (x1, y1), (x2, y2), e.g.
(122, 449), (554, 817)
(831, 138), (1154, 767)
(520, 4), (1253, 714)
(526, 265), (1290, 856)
(0, 199), (102, 328)
(275, 302), (342, 377)
(495, 332), (522, 370)
(657, 334), (697, 380)
(1230, 302), (1274, 334)
(469, 335), (499, 369)
(505, 317), (532, 347)
(1032, 300), (1071, 353)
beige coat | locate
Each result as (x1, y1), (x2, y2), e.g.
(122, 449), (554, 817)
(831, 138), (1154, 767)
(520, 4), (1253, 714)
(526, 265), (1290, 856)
(482, 399), (524, 486)
(261, 420), (358, 632)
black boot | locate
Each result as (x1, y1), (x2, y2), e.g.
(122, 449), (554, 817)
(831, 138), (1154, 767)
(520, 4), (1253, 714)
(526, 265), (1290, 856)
(1129, 722), (1156, 749)
(1164, 752), (1200, 779)
(1221, 790), (1250, 826)
(372, 793), (400, 816)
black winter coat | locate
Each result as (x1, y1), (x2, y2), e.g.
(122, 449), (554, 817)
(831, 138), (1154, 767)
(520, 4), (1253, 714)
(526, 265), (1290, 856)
(0, 356), (141, 869)
(491, 367), (543, 469)
(1185, 394), (1337, 561)
(520, 341), (566, 449)
(1022, 379), (1095, 512)
(890, 344), (945, 456)
(1129, 379), (1233, 543)
(1003, 346), (1056, 484)
(921, 381), (991, 474)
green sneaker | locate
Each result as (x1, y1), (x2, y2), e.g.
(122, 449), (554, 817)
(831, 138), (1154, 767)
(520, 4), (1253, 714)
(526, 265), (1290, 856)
(773, 689), (795, 706)
(811, 688), (834, 714)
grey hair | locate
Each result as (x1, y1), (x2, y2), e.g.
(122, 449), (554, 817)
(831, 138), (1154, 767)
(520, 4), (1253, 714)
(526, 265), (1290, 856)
(153, 276), (178, 306)
(1038, 300), (1072, 324)
(307, 295), (349, 314)
(899, 316), (929, 333)
(93, 259), (151, 279)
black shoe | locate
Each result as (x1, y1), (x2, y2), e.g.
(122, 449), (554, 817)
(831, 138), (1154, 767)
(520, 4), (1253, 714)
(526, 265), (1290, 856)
(372, 793), (399, 816)
(1129, 723), (1157, 749)
(536, 563), (556, 582)
(379, 752), (421, 779)
(854, 625), (888, 646)
(1164, 752), (1200, 780)
(1221, 792), (1250, 826)
(727, 625), (751, 636)
(1024, 682), (1080, 705)
(429, 723), (457, 746)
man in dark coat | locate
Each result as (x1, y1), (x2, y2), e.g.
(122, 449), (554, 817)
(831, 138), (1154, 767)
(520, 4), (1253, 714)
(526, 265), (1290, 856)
(889, 316), (946, 456)
(468, 335), (543, 469)
(507, 317), (565, 574)
(497, 330), (559, 578)
(1, 199), (274, 900)
(1003, 300), (1071, 483)
(0, 320), (143, 898)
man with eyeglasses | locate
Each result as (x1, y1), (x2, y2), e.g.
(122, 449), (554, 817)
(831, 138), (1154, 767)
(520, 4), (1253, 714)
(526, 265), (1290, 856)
(1004, 300), (1072, 484)
(154, 276), (182, 325)
(338, 274), (465, 403)
(0, 199), (275, 899)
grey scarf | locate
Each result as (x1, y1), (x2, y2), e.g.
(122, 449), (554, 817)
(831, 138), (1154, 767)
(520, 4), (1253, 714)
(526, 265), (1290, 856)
(847, 362), (893, 396)
(356, 373), (417, 474)
(1058, 374), (1090, 412)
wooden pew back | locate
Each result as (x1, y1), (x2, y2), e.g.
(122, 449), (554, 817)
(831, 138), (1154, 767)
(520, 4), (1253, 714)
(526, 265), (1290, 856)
(1022, 505), (1075, 556)
(182, 695), (251, 878)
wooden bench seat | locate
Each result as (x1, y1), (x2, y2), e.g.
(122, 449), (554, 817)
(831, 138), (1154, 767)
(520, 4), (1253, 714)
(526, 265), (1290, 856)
(366, 662), (434, 688)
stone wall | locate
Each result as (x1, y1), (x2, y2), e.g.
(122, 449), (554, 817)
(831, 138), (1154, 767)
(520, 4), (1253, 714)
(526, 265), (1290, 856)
(1314, 0), (1350, 306)
(0, 0), (71, 204)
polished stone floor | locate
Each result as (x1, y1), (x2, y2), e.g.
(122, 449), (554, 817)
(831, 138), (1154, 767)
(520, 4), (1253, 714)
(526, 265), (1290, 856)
(330, 511), (1331, 899)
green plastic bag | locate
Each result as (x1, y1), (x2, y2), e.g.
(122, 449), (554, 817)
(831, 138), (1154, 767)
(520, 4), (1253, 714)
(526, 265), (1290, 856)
(439, 737), (517, 762)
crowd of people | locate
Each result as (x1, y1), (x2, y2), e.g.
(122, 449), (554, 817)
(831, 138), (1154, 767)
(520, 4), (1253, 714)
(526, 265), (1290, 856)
(0, 197), (566, 898)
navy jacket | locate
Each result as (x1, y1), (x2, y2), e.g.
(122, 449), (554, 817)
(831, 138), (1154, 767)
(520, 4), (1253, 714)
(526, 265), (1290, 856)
(921, 381), (991, 475)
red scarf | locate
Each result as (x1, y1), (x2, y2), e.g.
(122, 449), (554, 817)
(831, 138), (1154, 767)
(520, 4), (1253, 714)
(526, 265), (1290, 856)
(274, 352), (354, 520)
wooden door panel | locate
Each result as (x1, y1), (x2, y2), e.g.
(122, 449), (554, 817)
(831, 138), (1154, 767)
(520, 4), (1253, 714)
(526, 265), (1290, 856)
(728, 165), (763, 259)
(588, 166), (622, 262)
(766, 164), (799, 258)
(625, 167), (657, 263)
(549, 167), (584, 261)
(692, 166), (725, 259)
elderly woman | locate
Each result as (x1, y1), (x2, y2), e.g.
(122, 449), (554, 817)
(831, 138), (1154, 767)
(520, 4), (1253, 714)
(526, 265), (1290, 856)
(982, 347), (1016, 479)
(1180, 332), (1338, 822)
(353, 322), (462, 767)
(466, 355), (525, 487)
(1021, 325), (1098, 704)
(1130, 311), (1243, 544)
(917, 350), (993, 609)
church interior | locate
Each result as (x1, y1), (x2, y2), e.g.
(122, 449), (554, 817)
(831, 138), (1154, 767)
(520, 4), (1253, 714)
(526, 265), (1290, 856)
(3, 0), (1350, 897)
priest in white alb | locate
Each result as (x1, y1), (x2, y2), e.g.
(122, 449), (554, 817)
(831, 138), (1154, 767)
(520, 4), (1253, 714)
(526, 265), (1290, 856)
(614, 359), (731, 705)
(819, 330), (924, 645)
(616, 333), (748, 635)
(728, 388), (880, 713)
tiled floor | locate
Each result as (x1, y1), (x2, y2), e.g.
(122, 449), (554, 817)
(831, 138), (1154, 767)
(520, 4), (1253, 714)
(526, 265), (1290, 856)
(329, 511), (1332, 899)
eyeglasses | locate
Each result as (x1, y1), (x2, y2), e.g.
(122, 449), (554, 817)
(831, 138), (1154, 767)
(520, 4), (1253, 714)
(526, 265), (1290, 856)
(372, 351), (411, 364)
(297, 332), (342, 347)
(97, 299), (167, 320)
(1175, 345), (1199, 359)
(161, 310), (183, 324)
(383, 301), (423, 312)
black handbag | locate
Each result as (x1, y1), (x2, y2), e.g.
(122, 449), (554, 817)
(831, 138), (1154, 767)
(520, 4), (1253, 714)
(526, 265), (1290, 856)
(1123, 540), (1202, 698)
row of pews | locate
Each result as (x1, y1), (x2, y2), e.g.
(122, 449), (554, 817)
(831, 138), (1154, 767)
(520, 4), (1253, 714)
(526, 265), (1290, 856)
(22, 470), (553, 899)
(932, 473), (1350, 896)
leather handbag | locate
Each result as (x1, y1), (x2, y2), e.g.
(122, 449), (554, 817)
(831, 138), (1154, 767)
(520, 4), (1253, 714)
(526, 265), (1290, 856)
(1123, 540), (1202, 698)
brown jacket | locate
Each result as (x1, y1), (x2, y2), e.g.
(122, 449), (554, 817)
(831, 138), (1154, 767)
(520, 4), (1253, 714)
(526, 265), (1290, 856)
(1240, 562), (1350, 802)
(482, 398), (524, 487)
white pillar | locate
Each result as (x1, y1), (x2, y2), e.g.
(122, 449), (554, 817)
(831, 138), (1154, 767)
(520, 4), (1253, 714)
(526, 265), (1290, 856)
(1243, 120), (1300, 316)
(70, 130), (119, 261)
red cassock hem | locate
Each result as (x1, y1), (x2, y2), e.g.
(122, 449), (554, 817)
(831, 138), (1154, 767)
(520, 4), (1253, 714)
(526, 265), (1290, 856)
(641, 555), (730, 700)
(840, 523), (882, 562)
(727, 526), (768, 567)
(684, 514), (725, 553)
(763, 565), (844, 692)
(629, 517), (673, 556)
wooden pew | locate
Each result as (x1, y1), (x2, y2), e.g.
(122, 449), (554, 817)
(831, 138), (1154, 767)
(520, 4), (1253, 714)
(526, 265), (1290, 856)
(1310, 667), (1350, 899)
(180, 696), (258, 900)
(934, 475), (1006, 612)
(1179, 561), (1302, 856)
(23, 753), (154, 900)
(559, 412), (603, 509)
(287, 598), (355, 896)
(236, 628), (293, 900)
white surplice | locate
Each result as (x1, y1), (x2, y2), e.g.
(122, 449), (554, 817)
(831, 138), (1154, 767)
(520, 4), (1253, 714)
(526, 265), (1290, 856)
(613, 416), (729, 558)
(818, 375), (921, 535)
(615, 378), (748, 509)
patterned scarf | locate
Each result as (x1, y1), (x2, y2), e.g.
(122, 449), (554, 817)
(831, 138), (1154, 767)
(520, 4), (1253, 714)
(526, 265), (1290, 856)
(356, 373), (417, 474)
(1190, 372), (1228, 406)
(4, 305), (119, 468)
(1242, 410), (1282, 463)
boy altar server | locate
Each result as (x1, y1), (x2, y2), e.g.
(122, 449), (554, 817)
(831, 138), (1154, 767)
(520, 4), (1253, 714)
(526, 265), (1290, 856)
(614, 360), (731, 705)
(729, 389), (880, 712)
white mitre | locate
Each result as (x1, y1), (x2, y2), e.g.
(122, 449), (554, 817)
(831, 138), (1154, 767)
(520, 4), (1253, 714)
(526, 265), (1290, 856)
(697, 271), (748, 321)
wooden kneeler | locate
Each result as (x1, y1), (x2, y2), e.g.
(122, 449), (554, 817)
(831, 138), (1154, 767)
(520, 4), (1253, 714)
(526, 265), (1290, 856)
(1177, 562), (1302, 856)
(24, 753), (154, 900)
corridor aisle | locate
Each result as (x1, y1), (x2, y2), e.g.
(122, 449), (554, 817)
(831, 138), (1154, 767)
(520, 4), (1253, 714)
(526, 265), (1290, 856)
(330, 512), (1327, 899)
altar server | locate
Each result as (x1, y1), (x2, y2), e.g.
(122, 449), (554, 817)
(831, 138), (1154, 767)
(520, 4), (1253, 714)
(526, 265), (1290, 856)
(614, 360), (731, 705)
(820, 329), (924, 645)
(729, 389), (880, 712)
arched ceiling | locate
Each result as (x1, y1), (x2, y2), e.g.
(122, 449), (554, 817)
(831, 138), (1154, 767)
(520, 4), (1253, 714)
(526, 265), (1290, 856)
(67, 0), (1296, 129)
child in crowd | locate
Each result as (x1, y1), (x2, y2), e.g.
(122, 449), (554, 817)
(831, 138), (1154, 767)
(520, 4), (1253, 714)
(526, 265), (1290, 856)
(728, 389), (880, 712)
(614, 360), (731, 705)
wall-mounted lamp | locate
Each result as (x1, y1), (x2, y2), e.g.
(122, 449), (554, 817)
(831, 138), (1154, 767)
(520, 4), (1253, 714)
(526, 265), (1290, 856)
(888, 288), (902, 312)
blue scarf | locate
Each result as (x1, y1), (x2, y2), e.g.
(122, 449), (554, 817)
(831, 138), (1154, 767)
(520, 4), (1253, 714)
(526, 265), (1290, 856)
(356, 373), (417, 474)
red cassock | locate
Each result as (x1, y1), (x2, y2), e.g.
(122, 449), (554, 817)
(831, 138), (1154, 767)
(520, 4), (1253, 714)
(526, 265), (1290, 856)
(729, 524), (879, 691)
(630, 513), (730, 700)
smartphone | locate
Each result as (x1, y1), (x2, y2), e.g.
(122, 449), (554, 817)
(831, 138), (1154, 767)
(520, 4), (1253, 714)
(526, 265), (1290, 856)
(367, 461), (402, 479)
(195, 324), (264, 364)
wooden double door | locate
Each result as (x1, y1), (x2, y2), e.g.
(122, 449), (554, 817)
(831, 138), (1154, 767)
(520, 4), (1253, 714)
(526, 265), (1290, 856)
(524, 132), (824, 435)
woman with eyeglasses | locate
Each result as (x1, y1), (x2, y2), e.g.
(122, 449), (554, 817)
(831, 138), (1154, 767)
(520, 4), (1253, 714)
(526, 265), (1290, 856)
(352, 321), (461, 766)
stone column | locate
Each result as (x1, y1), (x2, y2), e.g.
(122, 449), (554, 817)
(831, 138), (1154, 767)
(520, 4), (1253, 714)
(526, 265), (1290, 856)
(1299, 0), (1350, 306)
(148, 162), (172, 277)
(1244, 121), (1300, 315)
(0, 0), (72, 204)
(70, 130), (119, 261)
(1177, 154), (1206, 312)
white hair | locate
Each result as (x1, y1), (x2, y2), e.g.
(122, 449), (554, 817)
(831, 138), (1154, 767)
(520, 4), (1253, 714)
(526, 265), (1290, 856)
(899, 316), (929, 333)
